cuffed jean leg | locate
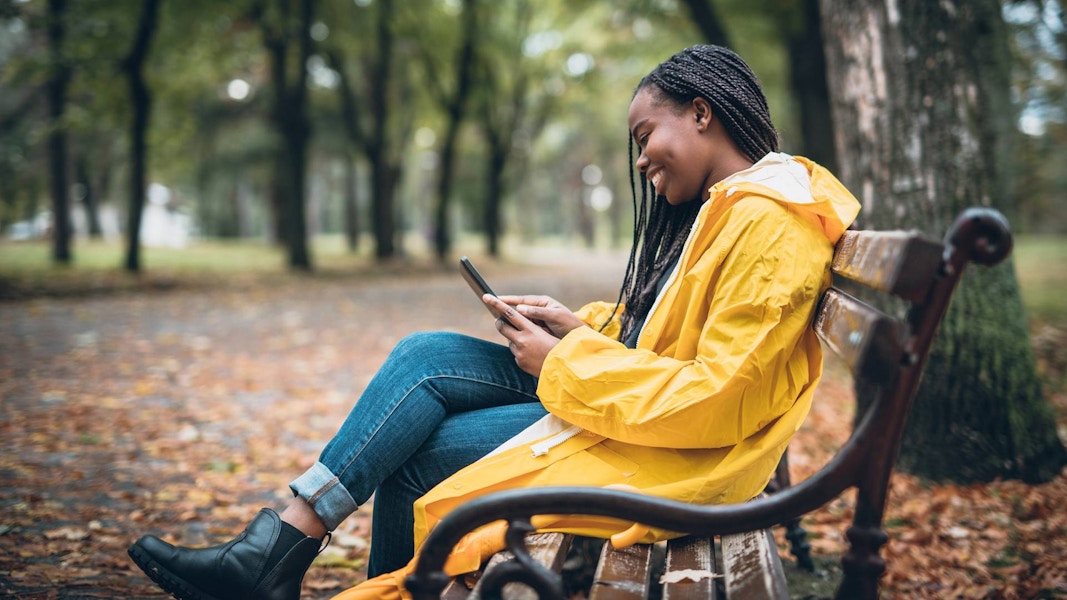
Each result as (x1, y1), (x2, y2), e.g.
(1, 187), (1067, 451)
(290, 331), (541, 531)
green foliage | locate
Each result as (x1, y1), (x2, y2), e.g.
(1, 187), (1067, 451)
(1006, 0), (1067, 234)
(2, 0), (1064, 254)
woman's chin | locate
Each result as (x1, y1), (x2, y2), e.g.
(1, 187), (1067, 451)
(662, 193), (697, 206)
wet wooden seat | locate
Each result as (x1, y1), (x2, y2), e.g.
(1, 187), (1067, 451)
(406, 208), (1013, 600)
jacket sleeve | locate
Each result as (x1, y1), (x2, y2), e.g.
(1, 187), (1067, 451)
(536, 200), (831, 449)
(573, 301), (624, 340)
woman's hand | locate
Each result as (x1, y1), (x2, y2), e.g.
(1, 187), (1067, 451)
(484, 295), (573, 377)
(496, 295), (587, 339)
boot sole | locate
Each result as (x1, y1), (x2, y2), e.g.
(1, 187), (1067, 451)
(128, 541), (223, 600)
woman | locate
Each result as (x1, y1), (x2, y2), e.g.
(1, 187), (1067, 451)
(129, 44), (860, 600)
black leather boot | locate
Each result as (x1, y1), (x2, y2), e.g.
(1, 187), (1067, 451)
(128, 508), (321, 600)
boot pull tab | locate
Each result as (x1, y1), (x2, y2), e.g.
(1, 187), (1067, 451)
(317, 531), (332, 554)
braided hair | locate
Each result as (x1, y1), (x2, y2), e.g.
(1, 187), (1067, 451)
(606, 45), (780, 342)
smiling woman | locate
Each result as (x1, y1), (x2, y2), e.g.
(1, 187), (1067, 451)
(127, 45), (861, 600)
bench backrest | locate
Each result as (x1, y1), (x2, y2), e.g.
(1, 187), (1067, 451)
(406, 208), (1013, 600)
(808, 208), (1011, 597)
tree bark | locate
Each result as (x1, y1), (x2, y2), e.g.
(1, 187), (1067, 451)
(121, 0), (161, 273)
(821, 0), (1067, 483)
(678, 0), (730, 47)
(261, 0), (314, 270)
(343, 153), (360, 252)
(483, 146), (506, 256)
(431, 0), (477, 261)
(473, 1), (535, 257)
(47, 0), (71, 264)
(782, 0), (838, 171)
(75, 156), (102, 238)
(369, 0), (397, 259)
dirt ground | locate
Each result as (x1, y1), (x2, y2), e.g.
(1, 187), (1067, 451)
(1, 251), (1064, 599)
(0, 253), (627, 599)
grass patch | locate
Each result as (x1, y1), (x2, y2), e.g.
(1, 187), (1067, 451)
(0, 236), (382, 299)
(1013, 235), (1067, 325)
(2, 234), (1065, 313)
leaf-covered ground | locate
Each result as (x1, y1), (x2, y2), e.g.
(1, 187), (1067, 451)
(1, 253), (1064, 599)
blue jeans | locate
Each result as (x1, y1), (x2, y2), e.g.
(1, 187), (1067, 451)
(289, 331), (546, 576)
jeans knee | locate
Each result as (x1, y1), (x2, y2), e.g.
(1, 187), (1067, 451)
(392, 330), (465, 359)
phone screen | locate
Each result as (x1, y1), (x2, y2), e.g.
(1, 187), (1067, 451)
(459, 257), (514, 326)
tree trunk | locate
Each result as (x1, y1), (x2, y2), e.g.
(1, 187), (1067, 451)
(783, 0), (838, 171)
(369, 152), (395, 258)
(678, 0), (730, 47)
(483, 147), (506, 257)
(821, 0), (1067, 483)
(369, 0), (399, 259)
(472, 0), (534, 258)
(76, 156), (103, 238)
(432, 0), (477, 261)
(262, 0), (313, 270)
(47, 0), (71, 264)
(343, 153), (360, 252)
(121, 0), (161, 273)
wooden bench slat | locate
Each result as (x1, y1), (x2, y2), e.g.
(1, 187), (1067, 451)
(832, 230), (943, 302)
(662, 536), (721, 600)
(721, 529), (789, 600)
(455, 532), (571, 600)
(814, 288), (904, 384)
(440, 579), (475, 600)
(589, 541), (654, 599)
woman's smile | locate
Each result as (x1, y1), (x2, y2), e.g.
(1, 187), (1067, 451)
(649, 168), (665, 194)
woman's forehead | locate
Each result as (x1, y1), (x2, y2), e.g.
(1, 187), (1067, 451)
(628, 87), (662, 126)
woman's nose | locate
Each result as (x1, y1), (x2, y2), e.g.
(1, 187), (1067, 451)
(635, 151), (649, 173)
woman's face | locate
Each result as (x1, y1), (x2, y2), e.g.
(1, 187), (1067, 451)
(627, 86), (715, 206)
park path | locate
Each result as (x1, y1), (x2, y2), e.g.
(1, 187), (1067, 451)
(5, 249), (1065, 599)
(0, 251), (627, 599)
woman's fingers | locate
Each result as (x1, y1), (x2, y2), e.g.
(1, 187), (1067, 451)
(496, 294), (557, 308)
(485, 295), (559, 376)
(484, 295), (526, 331)
(515, 304), (586, 338)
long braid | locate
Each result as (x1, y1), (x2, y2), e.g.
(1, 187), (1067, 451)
(603, 45), (779, 341)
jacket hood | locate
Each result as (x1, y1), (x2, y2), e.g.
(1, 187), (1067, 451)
(713, 152), (860, 243)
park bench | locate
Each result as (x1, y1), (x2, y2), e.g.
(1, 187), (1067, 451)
(405, 207), (1013, 600)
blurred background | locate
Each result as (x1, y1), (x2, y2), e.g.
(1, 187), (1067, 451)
(0, 0), (1062, 276)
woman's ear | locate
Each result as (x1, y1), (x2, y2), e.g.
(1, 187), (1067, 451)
(692, 98), (713, 132)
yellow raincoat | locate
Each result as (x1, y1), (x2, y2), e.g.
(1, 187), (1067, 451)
(333, 153), (860, 599)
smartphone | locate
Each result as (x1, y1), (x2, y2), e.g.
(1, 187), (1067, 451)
(459, 257), (515, 327)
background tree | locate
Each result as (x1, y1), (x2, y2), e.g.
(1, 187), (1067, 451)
(324, 0), (412, 259)
(821, 0), (1067, 482)
(679, 0), (731, 46)
(419, 0), (478, 261)
(46, 0), (71, 265)
(255, 0), (314, 270)
(3, 1), (1064, 267)
(775, 0), (837, 171)
(121, 0), (162, 273)
(1008, 0), (1067, 232)
(471, 0), (543, 257)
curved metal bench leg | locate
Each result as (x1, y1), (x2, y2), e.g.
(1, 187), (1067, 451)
(769, 449), (814, 572)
